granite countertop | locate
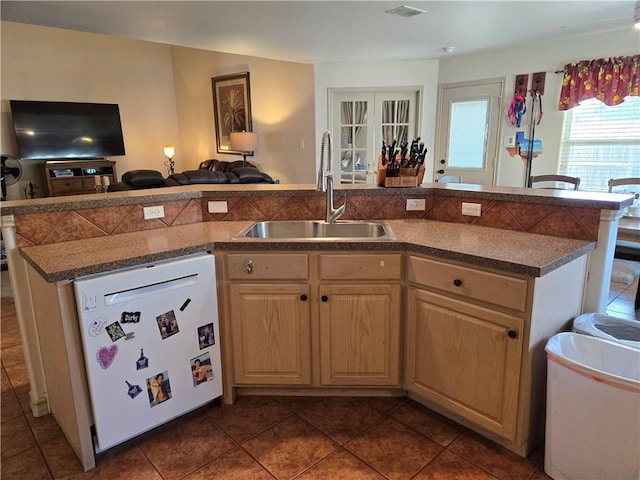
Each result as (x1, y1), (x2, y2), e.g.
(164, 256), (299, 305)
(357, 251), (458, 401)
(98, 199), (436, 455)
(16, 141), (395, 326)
(20, 219), (594, 282)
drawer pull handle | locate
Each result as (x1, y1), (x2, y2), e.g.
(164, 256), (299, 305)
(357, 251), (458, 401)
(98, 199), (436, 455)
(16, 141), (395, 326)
(300, 294), (308, 301)
(245, 259), (253, 274)
(453, 279), (462, 287)
(321, 295), (329, 302)
(508, 330), (518, 339)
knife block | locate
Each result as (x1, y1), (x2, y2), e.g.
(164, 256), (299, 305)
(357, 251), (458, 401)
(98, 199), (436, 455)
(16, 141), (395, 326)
(377, 156), (425, 187)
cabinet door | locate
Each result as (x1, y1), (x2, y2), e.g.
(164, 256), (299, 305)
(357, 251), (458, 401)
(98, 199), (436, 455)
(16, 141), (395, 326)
(405, 287), (523, 440)
(319, 284), (401, 386)
(229, 283), (311, 385)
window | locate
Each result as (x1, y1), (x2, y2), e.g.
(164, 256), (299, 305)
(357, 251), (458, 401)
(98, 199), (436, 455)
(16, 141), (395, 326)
(447, 99), (489, 169)
(558, 96), (640, 192)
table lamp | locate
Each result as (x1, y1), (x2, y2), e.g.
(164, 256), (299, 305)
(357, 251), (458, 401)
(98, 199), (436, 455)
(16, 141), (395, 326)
(163, 145), (175, 175)
(230, 131), (257, 166)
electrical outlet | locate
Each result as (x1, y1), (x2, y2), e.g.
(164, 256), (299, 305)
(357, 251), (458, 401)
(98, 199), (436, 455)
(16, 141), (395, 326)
(406, 199), (426, 211)
(143, 205), (165, 220)
(461, 202), (481, 216)
(208, 201), (228, 213)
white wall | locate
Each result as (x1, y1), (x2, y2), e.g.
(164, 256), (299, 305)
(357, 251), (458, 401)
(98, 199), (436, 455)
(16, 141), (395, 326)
(0, 22), (180, 199)
(0, 21), (316, 201)
(170, 46), (316, 184)
(438, 27), (640, 187)
(314, 60), (439, 181)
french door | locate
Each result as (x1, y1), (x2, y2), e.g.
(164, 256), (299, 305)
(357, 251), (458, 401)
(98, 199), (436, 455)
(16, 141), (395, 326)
(330, 89), (420, 185)
(435, 78), (504, 185)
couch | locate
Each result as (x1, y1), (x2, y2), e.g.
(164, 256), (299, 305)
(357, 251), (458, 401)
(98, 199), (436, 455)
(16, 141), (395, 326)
(107, 159), (275, 192)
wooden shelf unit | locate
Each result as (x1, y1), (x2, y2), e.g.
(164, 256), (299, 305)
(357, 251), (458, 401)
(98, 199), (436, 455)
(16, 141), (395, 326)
(42, 160), (117, 197)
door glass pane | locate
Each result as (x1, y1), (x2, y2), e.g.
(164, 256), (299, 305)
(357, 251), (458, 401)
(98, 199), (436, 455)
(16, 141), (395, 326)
(340, 102), (353, 124)
(382, 100), (395, 123)
(448, 100), (488, 169)
(381, 100), (410, 145)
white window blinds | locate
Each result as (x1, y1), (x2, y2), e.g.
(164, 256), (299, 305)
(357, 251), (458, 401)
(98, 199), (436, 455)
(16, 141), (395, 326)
(558, 96), (640, 192)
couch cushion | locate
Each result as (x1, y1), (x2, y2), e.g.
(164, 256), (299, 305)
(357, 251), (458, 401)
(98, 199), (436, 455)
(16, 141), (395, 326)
(183, 170), (228, 184)
(122, 169), (166, 187)
(232, 166), (267, 184)
(167, 173), (191, 185)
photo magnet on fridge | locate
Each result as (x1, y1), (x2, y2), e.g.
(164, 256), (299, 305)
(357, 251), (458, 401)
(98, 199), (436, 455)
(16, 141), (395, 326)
(146, 370), (172, 407)
(197, 323), (216, 350)
(156, 310), (180, 340)
(190, 352), (213, 386)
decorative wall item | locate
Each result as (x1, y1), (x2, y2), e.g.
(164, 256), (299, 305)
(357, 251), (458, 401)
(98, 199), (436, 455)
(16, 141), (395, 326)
(211, 72), (253, 154)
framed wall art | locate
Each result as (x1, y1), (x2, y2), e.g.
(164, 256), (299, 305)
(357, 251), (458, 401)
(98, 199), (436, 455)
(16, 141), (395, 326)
(211, 72), (253, 154)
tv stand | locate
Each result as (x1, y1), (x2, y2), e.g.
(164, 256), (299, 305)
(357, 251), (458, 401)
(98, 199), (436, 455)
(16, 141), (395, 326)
(42, 160), (117, 197)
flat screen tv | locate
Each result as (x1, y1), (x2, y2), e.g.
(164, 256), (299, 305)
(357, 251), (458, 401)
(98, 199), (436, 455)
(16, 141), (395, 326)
(9, 100), (126, 160)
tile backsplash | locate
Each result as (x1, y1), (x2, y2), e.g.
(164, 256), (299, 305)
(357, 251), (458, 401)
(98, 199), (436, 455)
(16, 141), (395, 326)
(13, 192), (600, 247)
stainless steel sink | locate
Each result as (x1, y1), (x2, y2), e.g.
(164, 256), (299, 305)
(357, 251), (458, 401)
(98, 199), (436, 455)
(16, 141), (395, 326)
(236, 220), (395, 241)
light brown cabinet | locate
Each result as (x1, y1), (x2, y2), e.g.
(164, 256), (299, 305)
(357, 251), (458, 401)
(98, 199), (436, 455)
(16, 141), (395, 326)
(229, 283), (311, 385)
(219, 251), (402, 392)
(404, 253), (588, 456)
(405, 287), (523, 440)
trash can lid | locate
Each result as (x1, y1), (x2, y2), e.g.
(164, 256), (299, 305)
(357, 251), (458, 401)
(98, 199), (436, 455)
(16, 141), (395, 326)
(546, 333), (640, 391)
(573, 313), (640, 350)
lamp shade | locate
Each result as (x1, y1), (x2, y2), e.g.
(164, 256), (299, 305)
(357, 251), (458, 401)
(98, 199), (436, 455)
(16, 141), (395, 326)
(163, 145), (175, 159)
(635, 0), (640, 29)
(230, 131), (258, 152)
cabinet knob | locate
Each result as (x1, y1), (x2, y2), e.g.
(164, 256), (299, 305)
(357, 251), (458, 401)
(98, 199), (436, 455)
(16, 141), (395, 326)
(300, 294), (308, 301)
(321, 295), (329, 302)
(508, 330), (518, 339)
(437, 169), (445, 174)
(453, 279), (462, 287)
(245, 259), (253, 274)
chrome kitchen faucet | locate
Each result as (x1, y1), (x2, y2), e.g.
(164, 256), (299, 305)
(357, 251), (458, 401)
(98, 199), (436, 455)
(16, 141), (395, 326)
(318, 130), (346, 223)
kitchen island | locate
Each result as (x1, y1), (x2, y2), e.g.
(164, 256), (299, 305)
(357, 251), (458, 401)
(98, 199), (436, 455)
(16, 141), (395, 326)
(0, 182), (630, 470)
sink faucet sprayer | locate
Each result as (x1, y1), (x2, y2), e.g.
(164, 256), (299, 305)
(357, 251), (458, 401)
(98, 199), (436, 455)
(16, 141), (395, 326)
(318, 130), (346, 223)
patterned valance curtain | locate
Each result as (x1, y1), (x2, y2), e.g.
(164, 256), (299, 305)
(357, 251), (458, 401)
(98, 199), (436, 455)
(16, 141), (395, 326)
(558, 54), (640, 110)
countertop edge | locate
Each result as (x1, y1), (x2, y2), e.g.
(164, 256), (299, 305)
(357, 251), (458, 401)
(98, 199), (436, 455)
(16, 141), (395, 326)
(19, 220), (596, 283)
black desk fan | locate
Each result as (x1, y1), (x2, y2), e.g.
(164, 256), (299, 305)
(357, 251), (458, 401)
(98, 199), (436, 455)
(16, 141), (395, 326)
(1, 154), (22, 201)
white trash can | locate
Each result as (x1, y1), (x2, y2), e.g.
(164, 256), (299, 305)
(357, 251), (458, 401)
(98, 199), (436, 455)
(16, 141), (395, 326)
(545, 332), (640, 480)
(573, 312), (640, 350)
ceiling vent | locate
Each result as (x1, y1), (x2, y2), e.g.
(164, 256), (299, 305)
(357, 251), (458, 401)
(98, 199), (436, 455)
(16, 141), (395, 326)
(385, 5), (427, 18)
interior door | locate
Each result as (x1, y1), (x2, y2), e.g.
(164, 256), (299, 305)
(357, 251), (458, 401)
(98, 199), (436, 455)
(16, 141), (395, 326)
(435, 79), (504, 185)
(330, 89), (420, 185)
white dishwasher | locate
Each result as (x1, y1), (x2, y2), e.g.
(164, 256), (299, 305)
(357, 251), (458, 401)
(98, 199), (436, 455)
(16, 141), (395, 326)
(74, 253), (222, 452)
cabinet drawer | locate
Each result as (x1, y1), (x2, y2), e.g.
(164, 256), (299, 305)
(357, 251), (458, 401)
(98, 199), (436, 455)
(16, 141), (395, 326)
(51, 178), (85, 194)
(319, 253), (402, 280)
(407, 256), (528, 312)
(226, 253), (308, 280)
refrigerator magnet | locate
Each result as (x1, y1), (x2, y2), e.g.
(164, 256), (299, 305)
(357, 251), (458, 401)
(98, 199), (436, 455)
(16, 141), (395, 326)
(106, 321), (125, 342)
(88, 317), (107, 337)
(197, 323), (216, 350)
(136, 348), (149, 370)
(121, 311), (141, 324)
(125, 380), (142, 399)
(156, 310), (180, 340)
(179, 298), (191, 311)
(190, 352), (214, 386)
(146, 371), (171, 407)
(96, 345), (118, 369)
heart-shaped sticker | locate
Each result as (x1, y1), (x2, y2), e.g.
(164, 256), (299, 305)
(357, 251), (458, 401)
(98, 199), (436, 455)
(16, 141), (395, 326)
(96, 345), (118, 369)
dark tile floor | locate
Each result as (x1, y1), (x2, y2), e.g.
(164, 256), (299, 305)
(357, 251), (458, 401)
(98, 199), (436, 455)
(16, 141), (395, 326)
(2, 277), (638, 480)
